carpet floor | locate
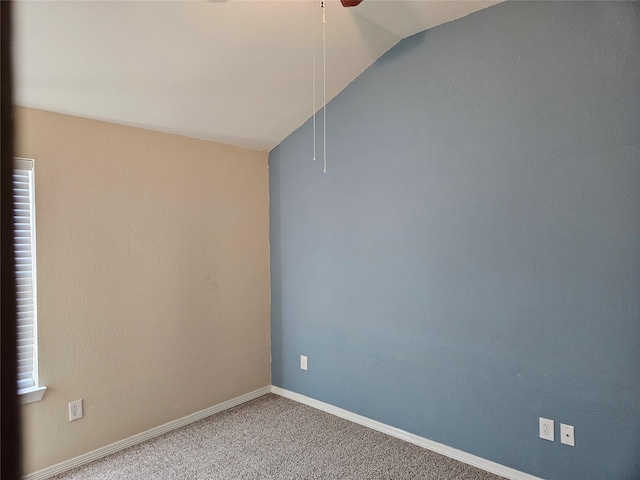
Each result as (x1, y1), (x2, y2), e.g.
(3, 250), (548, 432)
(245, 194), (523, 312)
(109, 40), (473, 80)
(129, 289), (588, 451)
(51, 394), (507, 480)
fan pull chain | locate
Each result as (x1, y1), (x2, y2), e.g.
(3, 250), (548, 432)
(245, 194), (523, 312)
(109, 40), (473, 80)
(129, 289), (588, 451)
(312, 0), (316, 162)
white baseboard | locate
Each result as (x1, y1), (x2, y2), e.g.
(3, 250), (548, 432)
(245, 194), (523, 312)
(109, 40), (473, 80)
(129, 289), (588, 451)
(25, 385), (542, 480)
(24, 386), (271, 480)
(271, 386), (543, 480)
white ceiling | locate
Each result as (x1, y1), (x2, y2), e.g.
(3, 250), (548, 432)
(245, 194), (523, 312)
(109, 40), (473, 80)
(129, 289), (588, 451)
(13, 0), (501, 152)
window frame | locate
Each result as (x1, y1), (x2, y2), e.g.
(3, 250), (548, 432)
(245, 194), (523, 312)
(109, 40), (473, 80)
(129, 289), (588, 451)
(14, 157), (46, 404)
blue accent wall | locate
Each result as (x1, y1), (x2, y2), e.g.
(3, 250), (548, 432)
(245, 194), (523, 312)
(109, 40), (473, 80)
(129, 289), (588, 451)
(269, 3), (640, 479)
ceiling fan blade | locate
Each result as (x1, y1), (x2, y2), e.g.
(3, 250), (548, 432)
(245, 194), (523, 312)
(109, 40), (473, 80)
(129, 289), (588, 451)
(340, 0), (364, 7)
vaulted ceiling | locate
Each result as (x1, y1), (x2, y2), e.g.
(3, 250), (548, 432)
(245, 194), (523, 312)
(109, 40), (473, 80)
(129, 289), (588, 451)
(13, 1), (501, 152)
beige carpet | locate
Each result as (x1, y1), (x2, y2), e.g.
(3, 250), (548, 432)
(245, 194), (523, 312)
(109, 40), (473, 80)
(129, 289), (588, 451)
(51, 394), (506, 480)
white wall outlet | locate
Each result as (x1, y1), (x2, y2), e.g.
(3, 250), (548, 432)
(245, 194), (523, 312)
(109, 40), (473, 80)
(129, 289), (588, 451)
(539, 417), (554, 441)
(560, 423), (575, 446)
(300, 355), (308, 371)
(69, 399), (83, 421)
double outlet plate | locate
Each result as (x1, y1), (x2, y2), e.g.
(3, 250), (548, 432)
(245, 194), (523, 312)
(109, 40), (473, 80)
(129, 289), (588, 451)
(69, 399), (83, 421)
(540, 417), (575, 446)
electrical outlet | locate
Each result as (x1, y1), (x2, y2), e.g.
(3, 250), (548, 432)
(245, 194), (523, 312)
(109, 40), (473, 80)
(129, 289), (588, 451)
(539, 417), (554, 441)
(560, 423), (575, 446)
(300, 355), (308, 371)
(69, 399), (83, 421)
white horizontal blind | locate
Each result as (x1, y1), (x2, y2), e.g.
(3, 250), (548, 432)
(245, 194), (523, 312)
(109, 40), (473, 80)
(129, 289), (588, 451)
(13, 158), (37, 390)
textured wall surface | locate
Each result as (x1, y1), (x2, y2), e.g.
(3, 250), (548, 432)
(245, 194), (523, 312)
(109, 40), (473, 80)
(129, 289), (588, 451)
(270, 3), (640, 479)
(16, 107), (271, 473)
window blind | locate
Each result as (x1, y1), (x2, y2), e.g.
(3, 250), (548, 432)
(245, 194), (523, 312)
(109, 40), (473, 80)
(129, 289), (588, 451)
(13, 158), (37, 390)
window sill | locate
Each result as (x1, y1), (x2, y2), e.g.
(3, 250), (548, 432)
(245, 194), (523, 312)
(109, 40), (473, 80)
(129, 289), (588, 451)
(18, 385), (47, 405)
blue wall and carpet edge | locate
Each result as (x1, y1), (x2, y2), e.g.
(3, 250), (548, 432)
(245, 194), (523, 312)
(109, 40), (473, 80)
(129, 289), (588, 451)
(269, 3), (639, 480)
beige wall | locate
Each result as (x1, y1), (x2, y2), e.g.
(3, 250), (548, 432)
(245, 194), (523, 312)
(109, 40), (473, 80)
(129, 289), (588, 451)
(15, 107), (271, 474)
